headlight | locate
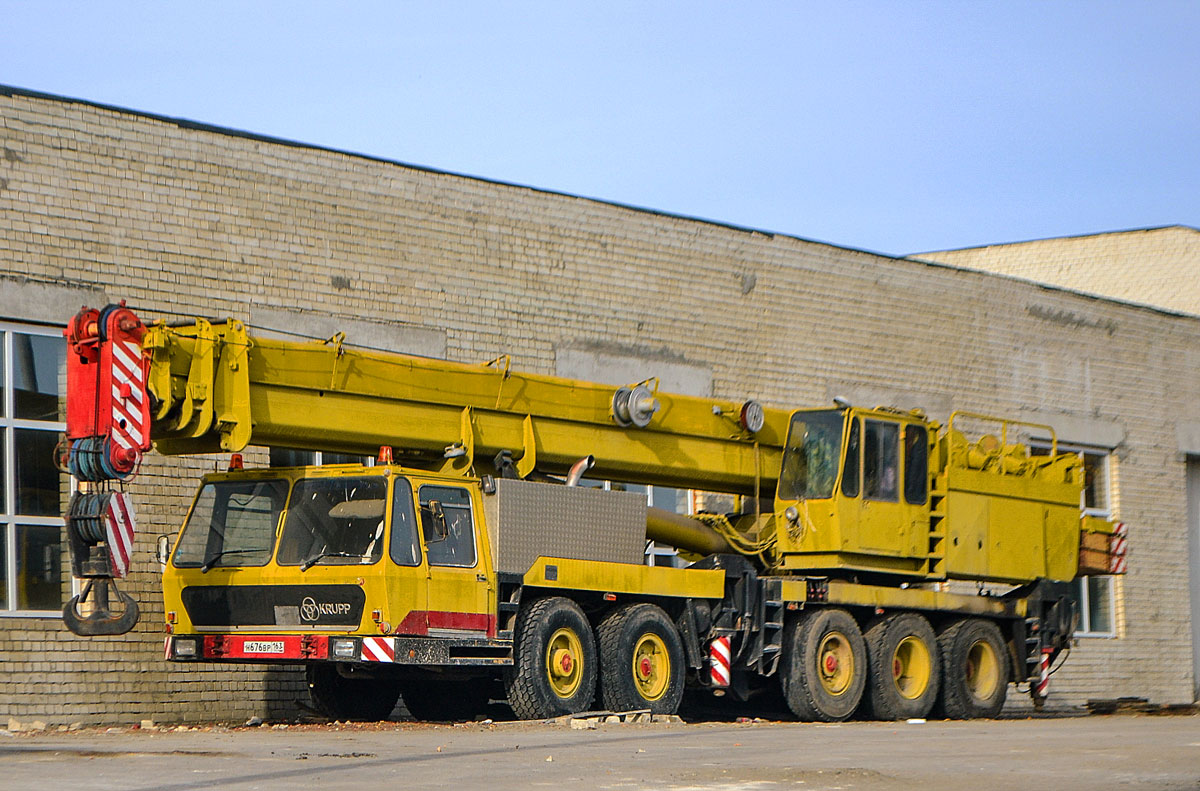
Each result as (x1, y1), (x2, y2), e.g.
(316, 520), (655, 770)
(331, 638), (358, 659)
(173, 637), (199, 658)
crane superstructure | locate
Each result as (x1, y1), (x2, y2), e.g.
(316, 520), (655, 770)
(59, 302), (1127, 722)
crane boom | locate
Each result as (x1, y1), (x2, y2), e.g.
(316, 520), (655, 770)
(66, 305), (786, 494)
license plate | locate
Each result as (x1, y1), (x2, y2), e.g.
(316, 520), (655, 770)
(243, 640), (285, 654)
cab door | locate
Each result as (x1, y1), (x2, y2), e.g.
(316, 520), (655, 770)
(415, 483), (493, 637)
(385, 476), (431, 636)
(857, 417), (909, 555)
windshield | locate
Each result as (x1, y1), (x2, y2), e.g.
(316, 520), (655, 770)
(276, 476), (388, 568)
(777, 410), (844, 500)
(173, 479), (289, 568)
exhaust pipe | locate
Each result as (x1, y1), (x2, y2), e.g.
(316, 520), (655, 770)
(565, 455), (595, 486)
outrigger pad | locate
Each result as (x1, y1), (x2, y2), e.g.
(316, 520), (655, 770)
(62, 578), (139, 636)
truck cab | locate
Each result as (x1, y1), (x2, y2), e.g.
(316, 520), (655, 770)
(163, 464), (498, 656)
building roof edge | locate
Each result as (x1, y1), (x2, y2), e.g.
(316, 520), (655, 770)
(4, 83), (1198, 325)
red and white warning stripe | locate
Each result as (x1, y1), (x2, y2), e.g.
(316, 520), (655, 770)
(361, 637), (396, 663)
(109, 339), (147, 453)
(105, 492), (137, 578)
(709, 636), (731, 687)
(1109, 522), (1128, 574)
(1034, 647), (1053, 699)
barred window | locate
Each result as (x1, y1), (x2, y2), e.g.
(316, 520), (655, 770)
(1033, 441), (1117, 637)
(1, 323), (68, 614)
(269, 448), (372, 467)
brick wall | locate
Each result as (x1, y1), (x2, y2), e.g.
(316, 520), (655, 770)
(1, 87), (1198, 723)
(914, 226), (1200, 316)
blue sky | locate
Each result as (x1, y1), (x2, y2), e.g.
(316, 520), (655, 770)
(1, 2), (1196, 254)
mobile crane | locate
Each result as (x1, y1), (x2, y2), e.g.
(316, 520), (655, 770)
(60, 302), (1127, 722)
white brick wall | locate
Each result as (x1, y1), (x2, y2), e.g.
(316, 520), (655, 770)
(914, 226), (1200, 316)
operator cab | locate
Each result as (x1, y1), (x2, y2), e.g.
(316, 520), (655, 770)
(774, 407), (933, 577)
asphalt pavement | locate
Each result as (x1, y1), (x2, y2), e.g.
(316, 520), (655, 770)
(2, 713), (1198, 790)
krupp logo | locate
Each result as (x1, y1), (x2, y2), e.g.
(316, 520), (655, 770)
(300, 596), (352, 622)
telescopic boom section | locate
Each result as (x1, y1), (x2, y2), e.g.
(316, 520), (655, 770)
(66, 306), (786, 493)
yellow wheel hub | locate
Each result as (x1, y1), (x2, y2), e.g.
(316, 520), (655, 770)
(817, 631), (855, 696)
(891, 635), (932, 700)
(631, 633), (670, 702)
(966, 639), (1000, 701)
(546, 627), (583, 698)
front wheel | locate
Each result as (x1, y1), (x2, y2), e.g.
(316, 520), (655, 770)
(780, 608), (866, 721)
(505, 597), (597, 719)
(597, 603), (685, 715)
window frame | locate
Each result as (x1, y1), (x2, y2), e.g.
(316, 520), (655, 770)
(275, 475), (389, 568)
(268, 448), (374, 467)
(417, 484), (479, 569)
(1031, 439), (1118, 638)
(841, 415), (860, 498)
(1, 321), (70, 617)
(903, 423), (929, 506)
(388, 476), (422, 568)
(862, 418), (900, 503)
(171, 478), (290, 570)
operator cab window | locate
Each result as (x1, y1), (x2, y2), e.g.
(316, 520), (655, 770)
(389, 477), (421, 567)
(903, 424), (929, 505)
(778, 410), (844, 500)
(863, 420), (899, 502)
(418, 485), (477, 567)
(841, 417), (860, 497)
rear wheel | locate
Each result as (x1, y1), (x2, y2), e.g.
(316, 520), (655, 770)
(935, 618), (1009, 719)
(306, 663), (401, 721)
(780, 608), (866, 721)
(400, 677), (492, 722)
(597, 603), (685, 715)
(505, 597), (597, 719)
(863, 612), (940, 720)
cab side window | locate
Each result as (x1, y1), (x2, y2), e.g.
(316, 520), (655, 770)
(863, 420), (899, 502)
(418, 485), (477, 567)
(841, 417), (860, 497)
(904, 424), (929, 505)
(389, 478), (421, 567)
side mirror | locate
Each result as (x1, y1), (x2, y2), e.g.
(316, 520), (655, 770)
(155, 534), (173, 567)
(427, 500), (448, 542)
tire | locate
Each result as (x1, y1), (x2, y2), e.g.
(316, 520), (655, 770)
(400, 677), (492, 722)
(935, 618), (1009, 719)
(306, 663), (401, 721)
(780, 608), (867, 722)
(505, 597), (597, 719)
(597, 603), (685, 715)
(863, 612), (940, 720)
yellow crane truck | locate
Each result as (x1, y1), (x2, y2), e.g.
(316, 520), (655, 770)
(60, 303), (1126, 722)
